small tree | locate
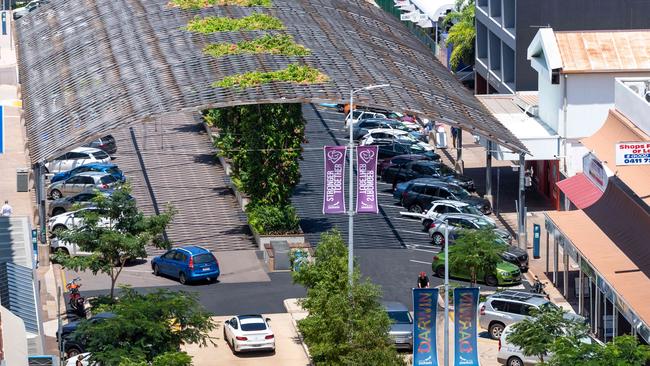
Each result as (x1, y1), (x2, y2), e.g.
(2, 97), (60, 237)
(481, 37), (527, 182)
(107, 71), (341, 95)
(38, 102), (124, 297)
(448, 229), (505, 286)
(118, 351), (193, 366)
(292, 230), (404, 366)
(53, 184), (175, 299)
(74, 288), (215, 365)
(443, 0), (476, 71)
(506, 304), (585, 363)
(547, 334), (650, 366)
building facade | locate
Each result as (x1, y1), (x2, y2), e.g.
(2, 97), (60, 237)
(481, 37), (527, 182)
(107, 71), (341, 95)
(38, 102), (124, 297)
(475, 0), (650, 94)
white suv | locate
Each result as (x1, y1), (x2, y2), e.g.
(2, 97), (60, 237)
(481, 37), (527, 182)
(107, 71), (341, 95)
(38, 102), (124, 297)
(45, 147), (111, 174)
(47, 208), (110, 237)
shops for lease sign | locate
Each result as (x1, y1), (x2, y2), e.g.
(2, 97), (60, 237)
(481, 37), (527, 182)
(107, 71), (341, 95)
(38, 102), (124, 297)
(616, 142), (650, 165)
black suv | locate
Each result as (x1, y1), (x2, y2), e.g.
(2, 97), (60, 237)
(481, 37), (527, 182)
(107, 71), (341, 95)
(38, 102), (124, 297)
(381, 160), (474, 191)
(57, 312), (115, 357)
(374, 141), (440, 161)
(393, 178), (491, 214)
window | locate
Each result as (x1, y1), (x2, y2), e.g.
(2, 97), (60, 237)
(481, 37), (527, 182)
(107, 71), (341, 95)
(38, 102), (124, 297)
(80, 176), (95, 184)
(241, 322), (267, 331)
(229, 318), (238, 329)
(92, 151), (109, 159)
(392, 157), (408, 166)
(395, 144), (408, 153)
(69, 152), (89, 159)
(387, 311), (412, 324)
(424, 186), (438, 196)
(162, 251), (176, 260)
(193, 253), (216, 264)
(458, 219), (477, 229)
(411, 185), (426, 194)
(506, 302), (524, 315)
(491, 300), (508, 312)
(433, 205), (447, 214)
(53, 154), (68, 161)
(66, 176), (84, 184)
(174, 252), (187, 262)
(75, 194), (95, 201)
(100, 175), (117, 184)
(438, 188), (452, 199)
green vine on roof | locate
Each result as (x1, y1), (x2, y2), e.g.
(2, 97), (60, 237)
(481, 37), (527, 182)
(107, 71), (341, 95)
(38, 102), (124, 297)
(169, 0), (271, 9)
(213, 63), (328, 89)
(204, 34), (310, 57)
(185, 13), (283, 33)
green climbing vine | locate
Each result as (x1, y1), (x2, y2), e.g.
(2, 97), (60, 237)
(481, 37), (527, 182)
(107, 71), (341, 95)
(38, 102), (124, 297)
(169, 0), (271, 9)
(204, 34), (310, 57)
(214, 64), (328, 89)
(185, 13), (283, 33)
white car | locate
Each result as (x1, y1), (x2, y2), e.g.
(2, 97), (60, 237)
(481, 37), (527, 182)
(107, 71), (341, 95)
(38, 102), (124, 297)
(497, 324), (602, 366)
(45, 147), (111, 174)
(345, 110), (387, 128)
(65, 353), (91, 366)
(400, 200), (493, 229)
(51, 238), (92, 256)
(223, 314), (275, 353)
(359, 128), (433, 151)
(47, 208), (110, 237)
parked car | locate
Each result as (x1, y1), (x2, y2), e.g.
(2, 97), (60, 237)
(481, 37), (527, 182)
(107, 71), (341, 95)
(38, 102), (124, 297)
(45, 147), (111, 174)
(427, 213), (511, 245)
(345, 110), (387, 127)
(431, 247), (522, 287)
(378, 154), (433, 175)
(13, 0), (47, 19)
(151, 246), (220, 284)
(47, 208), (110, 237)
(65, 353), (91, 366)
(47, 172), (119, 200)
(223, 314), (275, 353)
(58, 313), (116, 357)
(50, 238), (92, 257)
(374, 141), (441, 161)
(352, 118), (409, 140)
(49, 191), (102, 217)
(382, 301), (413, 350)
(393, 179), (491, 214)
(51, 163), (124, 184)
(360, 128), (433, 151)
(417, 200), (490, 230)
(497, 323), (601, 366)
(381, 161), (474, 191)
(83, 135), (117, 154)
(480, 290), (583, 340)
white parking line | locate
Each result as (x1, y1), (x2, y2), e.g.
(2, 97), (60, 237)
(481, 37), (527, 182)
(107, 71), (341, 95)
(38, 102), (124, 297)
(410, 259), (432, 265)
(377, 192), (393, 196)
(398, 229), (429, 236)
(380, 204), (404, 209)
(406, 246), (439, 254)
(322, 118), (345, 123)
(392, 216), (418, 222)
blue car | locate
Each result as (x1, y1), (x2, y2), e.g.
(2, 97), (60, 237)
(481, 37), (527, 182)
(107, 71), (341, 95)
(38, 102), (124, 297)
(51, 163), (125, 184)
(151, 246), (220, 284)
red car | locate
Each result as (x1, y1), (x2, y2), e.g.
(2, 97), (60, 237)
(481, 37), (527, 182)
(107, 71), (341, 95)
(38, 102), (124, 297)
(377, 154), (433, 175)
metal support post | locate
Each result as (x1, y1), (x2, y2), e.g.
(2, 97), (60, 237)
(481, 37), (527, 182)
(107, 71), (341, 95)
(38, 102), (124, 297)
(485, 140), (492, 205)
(517, 153), (526, 248)
(554, 236), (559, 285)
(545, 230), (550, 275)
(35, 163), (47, 244)
(563, 250), (569, 298)
(613, 306), (618, 338)
(443, 219), (449, 366)
(455, 128), (463, 174)
(579, 257), (584, 315)
(348, 89), (355, 287)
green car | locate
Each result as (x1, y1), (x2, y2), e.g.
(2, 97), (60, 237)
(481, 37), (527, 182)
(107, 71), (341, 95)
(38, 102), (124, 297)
(431, 249), (522, 286)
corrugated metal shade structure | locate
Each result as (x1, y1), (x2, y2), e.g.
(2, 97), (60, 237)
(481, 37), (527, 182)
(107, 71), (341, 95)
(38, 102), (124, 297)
(15, 0), (527, 163)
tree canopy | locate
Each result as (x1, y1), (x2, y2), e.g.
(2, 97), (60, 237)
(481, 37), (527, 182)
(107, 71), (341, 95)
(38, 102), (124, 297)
(443, 0), (476, 71)
(292, 230), (404, 366)
(448, 228), (506, 286)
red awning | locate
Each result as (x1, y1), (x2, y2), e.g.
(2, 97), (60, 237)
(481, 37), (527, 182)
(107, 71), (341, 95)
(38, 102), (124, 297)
(556, 173), (604, 209)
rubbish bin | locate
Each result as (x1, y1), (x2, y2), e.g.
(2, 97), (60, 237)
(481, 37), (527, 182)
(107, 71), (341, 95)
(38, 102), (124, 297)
(17, 168), (29, 192)
(435, 126), (448, 148)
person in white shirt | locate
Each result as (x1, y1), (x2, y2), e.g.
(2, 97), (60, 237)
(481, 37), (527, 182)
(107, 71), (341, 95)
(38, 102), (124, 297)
(1, 200), (12, 216)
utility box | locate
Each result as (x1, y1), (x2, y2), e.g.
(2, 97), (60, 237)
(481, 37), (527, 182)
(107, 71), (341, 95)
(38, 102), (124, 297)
(271, 241), (291, 270)
(17, 168), (29, 192)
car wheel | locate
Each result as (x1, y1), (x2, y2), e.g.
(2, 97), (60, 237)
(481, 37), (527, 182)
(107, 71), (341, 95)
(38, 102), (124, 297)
(485, 274), (498, 287)
(52, 225), (67, 237)
(50, 189), (62, 200)
(435, 266), (445, 278)
(66, 346), (82, 358)
(507, 356), (524, 366)
(153, 264), (160, 276)
(408, 204), (423, 214)
(432, 232), (445, 246)
(52, 207), (65, 216)
(179, 272), (187, 285)
(488, 322), (505, 340)
(422, 219), (432, 231)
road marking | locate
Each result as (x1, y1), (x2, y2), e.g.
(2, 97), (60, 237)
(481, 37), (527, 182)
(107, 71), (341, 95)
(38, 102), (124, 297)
(322, 118), (345, 123)
(410, 259), (431, 265)
(392, 216), (419, 222)
(377, 192), (393, 196)
(61, 269), (67, 293)
(406, 246), (439, 254)
(398, 229), (429, 236)
(380, 204), (403, 209)
(122, 269), (155, 273)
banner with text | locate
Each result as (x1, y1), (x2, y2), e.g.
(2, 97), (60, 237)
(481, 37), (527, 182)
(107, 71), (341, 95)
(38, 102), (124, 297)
(615, 142), (650, 166)
(413, 288), (439, 366)
(323, 146), (346, 214)
(356, 145), (378, 213)
(454, 287), (480, 366)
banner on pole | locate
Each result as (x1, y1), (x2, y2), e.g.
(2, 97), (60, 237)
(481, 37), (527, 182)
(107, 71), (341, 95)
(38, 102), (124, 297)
(454, 287), (481, 366)
(356, 145), (378, 213)
(323, 146), (346, 214)
(413, 288), (439, 366)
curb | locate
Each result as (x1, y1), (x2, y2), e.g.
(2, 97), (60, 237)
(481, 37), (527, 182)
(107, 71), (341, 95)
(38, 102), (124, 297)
(283, 298), (313, 366)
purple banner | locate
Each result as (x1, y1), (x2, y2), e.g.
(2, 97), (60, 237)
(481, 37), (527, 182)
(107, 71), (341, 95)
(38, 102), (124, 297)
(323, 146), (346, 214)
(454, 287), (480, 366)
(356, 145), (378, 213)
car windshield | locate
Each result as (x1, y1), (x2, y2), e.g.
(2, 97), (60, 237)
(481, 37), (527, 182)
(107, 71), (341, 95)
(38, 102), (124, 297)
(474, 218), (495, 229)
(460, 206), (483, 215)
(106, 167), (120, 175)
(387, 121), (409, 131)
(193, 253), (215, 264)
(387, 311), (412, 324)
(395, 135), (417, 143)
(100, 175), (117, 184)
(539, 302), (559, 311)
(93, 151), (109, 159)
(352, 111), (363, 119)
(448, 186), (470, 199)
(240, 322), (267, 332)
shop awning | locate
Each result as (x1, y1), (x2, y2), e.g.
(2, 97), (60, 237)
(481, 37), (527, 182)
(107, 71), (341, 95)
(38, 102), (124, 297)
(556, 173), (604, 209)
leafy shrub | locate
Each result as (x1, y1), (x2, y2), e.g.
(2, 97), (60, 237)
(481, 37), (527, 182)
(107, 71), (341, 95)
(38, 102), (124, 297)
(204, 34), (310, 57)
(169, 0), (271, 9)
(214, 63), (328, 89)
(185, 13), (283, 33)
(247, 205), (301, 235)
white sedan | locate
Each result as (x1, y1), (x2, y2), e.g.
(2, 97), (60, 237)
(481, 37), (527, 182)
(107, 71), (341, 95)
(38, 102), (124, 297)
(223, 315), (275, 353)
(360, 128), (434, 151)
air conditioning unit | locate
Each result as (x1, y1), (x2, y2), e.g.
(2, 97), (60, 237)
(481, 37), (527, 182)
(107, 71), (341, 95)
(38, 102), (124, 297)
(626, 81), (647, 97)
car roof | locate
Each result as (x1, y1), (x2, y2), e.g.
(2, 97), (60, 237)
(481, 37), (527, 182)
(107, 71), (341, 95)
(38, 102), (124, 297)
(175, 245), (211, 255)
(77, 162), (117, 169)
(408, 178), (456, 187)
(431, 200), (469, 207)
(75, 171), (112, 177)
(412, 160), (443, 166)
(366, 128), (408, 135)
(71, 146), (104, 154)
(487, 290), (549, 305)
(438, 212), (484, 220)
(381, 301), (409, 312)
(237, 314), (265, 323)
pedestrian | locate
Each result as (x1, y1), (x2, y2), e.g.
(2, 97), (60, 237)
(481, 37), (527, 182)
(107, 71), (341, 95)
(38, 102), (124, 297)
(1, 201), (12, 216)
(451, 126), (459, 148)
(417, 271), (430, 289)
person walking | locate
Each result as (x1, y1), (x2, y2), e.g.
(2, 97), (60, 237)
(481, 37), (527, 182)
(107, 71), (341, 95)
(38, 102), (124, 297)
(417, 271), (430, 289)
(451, 126), (459, 148)
(1, 201), (12, 216)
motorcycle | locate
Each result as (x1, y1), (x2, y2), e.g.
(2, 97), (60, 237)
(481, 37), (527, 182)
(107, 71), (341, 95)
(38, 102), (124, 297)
(530, 276), (549, 298)
(66, 277), (86, 317)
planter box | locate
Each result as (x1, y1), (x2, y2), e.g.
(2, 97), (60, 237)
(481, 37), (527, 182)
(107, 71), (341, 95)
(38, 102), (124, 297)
(250, 224), (306, 251)
(202, 121), (234, 177)
(233, 187), (251, 212)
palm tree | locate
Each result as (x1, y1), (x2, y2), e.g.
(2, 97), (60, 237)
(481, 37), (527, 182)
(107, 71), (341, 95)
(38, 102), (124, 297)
(443, 0), (476, 71)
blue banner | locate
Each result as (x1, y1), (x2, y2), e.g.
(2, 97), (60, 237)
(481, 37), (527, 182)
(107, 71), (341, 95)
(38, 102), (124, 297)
(413, 288), (438, 366)
(454, 287), (480, 366)
(0, 106), (3, 154)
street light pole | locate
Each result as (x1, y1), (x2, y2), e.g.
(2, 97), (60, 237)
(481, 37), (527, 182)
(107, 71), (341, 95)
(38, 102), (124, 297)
(346, 84), (390, 287)
(443, 219), (449, 366)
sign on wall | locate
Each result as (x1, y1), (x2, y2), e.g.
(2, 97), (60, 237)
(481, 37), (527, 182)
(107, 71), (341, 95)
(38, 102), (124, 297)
(582, 152), (608, 192)
(615, 142), (650, 166)
(413, 288), (439, 366)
